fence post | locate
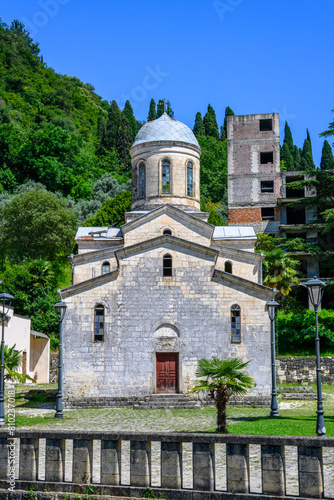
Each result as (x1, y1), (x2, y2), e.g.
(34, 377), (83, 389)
(298, 446), (323, 499)
(130, 441), (151, 487)
(226, 443), (249, 494)
(19, 438), (39, 481)
(262, 444), (285, 496)
(45, 438), (65, 482)
(100, 440), (121, 485)
(161, 441), (182, 489)
(72, 439), (93, 484)
(0, 438), (8, 479)
(193, 442), (215, 491)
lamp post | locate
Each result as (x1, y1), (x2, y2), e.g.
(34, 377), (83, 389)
(267, 288), (279, 417)
(0, 291), (14, 426)
(303, 276), (326, 436)
(54, 298), (67, 419)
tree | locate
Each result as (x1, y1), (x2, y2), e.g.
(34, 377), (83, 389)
(301, 134), (315, 171)
(122, 100), (137, 141)
(198, 136), (227, 202)
(320, 140), (334, 170)
(320, 109), (334, 146)
(222, 106), (235, 141)
(262, 248), (299, 295)
(4, 345), (35, 384)
(283, 121), (294, 154)
(147, 99), (157, 121)
(193, 112), (205, 137)
(0, 188), (77, 262)
(292, 145), (301, 170)
(103, 100), (122, 150)
(282, 143), (294, 171)
(157, 99), (174, 118)
(83, 190), (131, 226)
(203, 104), (219, 139)
(188, 357), (255, 432)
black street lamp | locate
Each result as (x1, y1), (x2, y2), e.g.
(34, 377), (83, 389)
(303, 276), (326, 436)
(0, 291), (14, 426)
(54, 296), (67, 419)
(267, 288), (279, 417)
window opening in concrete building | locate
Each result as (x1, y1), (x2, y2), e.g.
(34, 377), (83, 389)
(138, 162), (146, 198)
(286, 207), (306, 225)
(231, 305), (241, 343)
(261, 181), (274, 193)
(260, 119), (272, 131)
(162, 160), (171, 194)
(187, 161), (194, 196)
(225, 261), (232, 274)
(163, 254), (172, 277)
(163, 229), (172, 236)
(261, 207), (275, 220)
(102, 262), (110, 274)
(94, 305), (104, 341)
(260, 152), (274, 164)
(286, 176), (305, 198)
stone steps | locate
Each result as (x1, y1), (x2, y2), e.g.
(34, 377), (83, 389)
(133, 394), (201, 409)
(277, 386), (319, 400)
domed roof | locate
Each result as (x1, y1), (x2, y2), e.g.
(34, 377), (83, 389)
(132, 113), (200, 148)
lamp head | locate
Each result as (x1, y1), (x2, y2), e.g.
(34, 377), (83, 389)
(0, 291), (14, 315)
(303, 276), (326, 309)
(54, 300), (67, 322)
(266, 298), (279, 321)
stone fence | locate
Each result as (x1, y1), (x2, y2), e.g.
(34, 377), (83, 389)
(277, 356), (334, 385)
(0, 430), (333, 499)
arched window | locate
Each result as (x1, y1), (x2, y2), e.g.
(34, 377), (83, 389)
(187, 161), (194, 196)
(231, 304), (241, 343)
(225, 261), (232, 274)
(163, 229), (172, 236)
(163, 254), (172, 277)
(162, 159), (171, 194)
(138, 162), (146, 198)
(102, 262), (110, 275)
(94, 305), (104, 341)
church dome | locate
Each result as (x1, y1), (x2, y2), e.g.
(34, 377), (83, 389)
(132, 113), (199, 148)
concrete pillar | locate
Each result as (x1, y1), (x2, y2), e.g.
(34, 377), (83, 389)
(261, 445), (285, 496)
(130, 441), (151, 487)
(193, 443), (215, 491)
(72, 439), (93, 484)
(100, 440), (121, 485)
(226, 443), (249, 494)
(45, 438), (65, 482)
(0, 438), (8, 479)
(19, 438), (39, 481)
(161, 441), (182, 489)
(298, 446), (323, 499)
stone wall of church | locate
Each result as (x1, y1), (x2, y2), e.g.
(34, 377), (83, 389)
(63, 244), (272, 404)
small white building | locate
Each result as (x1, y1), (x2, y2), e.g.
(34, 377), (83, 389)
(4, 307), (50, 383)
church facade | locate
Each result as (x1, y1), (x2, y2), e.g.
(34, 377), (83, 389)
(61, 113), (273, 407)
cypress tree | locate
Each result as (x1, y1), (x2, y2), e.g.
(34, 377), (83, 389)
(103, 100), (121, 150)
(122, 100), (137, 141)
(166, 100), (174, 119)
(203, 104), (219, 140)
(301, 138), (315, 171)
(193, 112), (205, 137)
(157, 99), (174, 118)
(320, 140), (334, 170)
(293, 145), (301, 170)
(283, 121), (294, 154)
(282, 143), (294, 171)
(222, 106), (235, 141)
(147, 98), (157, 121)
(116, 114), (132, 171)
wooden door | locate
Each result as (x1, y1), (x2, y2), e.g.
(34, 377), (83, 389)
(156, 353), (178, 393)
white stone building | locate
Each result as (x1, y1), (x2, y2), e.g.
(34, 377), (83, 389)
(62, 113), (273, 407)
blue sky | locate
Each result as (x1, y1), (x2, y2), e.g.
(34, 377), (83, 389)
(1, 0), (333, 165)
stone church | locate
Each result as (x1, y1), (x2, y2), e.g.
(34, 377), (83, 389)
(61, 112), (273, 407)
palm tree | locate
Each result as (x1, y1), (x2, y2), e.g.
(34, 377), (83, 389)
(262, 248), (299, 295)
(4, 345), (35, 386)
(188, 357), (255, 433)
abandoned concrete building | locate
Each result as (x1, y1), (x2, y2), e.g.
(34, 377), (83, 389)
(227, 113), (319, 279)
(61, 112), (273, 408)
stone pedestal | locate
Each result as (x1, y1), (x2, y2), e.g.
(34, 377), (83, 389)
(161, 441), (182, 489)
(100, 440), (121, 485)
(130, 441), (151, 487)
(45, 438), (65, 482)
(19, 438), (38, 481)
(226, 443), (249, 494)
(193, 442), (215, 491)
(298, 446), (323, 499)
(261, 444), (285, 496)
(72, 439), (93, 484)
(0, 438), (8, 479)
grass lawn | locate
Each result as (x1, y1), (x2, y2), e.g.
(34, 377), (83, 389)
(5, 383), (334, 436)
